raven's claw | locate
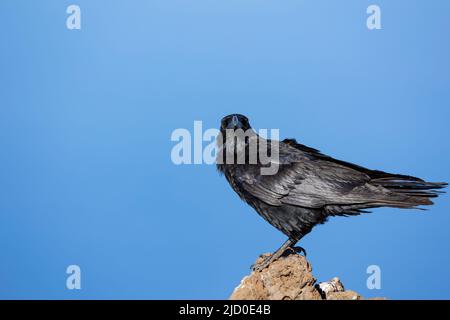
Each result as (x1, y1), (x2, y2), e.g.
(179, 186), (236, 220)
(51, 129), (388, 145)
(290, 246), (307, 257)
(251, 255), (273, 272)
(250, 246), (307, 272)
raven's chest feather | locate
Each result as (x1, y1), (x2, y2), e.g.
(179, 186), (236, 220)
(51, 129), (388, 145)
(220, 164), (328, 239)
(222, 166), (252, 201)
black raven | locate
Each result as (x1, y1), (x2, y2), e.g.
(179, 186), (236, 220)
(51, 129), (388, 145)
(217, 114), (447, 271)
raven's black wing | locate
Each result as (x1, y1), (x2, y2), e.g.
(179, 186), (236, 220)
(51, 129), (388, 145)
(236, 138), (446, 212)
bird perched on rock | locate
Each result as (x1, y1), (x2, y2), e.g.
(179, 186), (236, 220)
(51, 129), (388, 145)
(216, 114), (446, 271)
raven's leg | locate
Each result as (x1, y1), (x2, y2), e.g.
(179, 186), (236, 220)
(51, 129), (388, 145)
(252, 238), (299, 272)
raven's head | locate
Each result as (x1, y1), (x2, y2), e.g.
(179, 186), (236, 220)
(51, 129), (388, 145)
(217, 114), (255, 166)
(217, 114), (279, 175)
(220, 114), (251, 132)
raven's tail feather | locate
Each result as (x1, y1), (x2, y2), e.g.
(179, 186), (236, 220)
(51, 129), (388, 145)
(370, 175), (447, 208)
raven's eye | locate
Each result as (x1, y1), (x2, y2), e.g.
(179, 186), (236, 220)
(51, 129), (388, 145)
(221, 116), (233, 128)
(220, 119), (229, 129)
(240, 118), (249, 128)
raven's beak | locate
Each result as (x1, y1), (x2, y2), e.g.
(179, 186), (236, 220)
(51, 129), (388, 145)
(227, 115), (242, 129)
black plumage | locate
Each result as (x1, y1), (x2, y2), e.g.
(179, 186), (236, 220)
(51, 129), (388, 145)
(216, 114), (447, 271)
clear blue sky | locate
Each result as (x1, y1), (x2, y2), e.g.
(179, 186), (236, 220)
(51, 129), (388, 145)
(0, 0), (449, 299)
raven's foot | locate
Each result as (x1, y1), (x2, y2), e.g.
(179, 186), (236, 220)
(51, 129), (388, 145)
(251, 247), (307, 272)
(251, 238), (303, 272)
(251, 254), (275, 272)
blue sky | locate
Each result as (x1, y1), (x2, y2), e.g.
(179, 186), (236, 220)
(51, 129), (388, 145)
(0, 0), (449, 299)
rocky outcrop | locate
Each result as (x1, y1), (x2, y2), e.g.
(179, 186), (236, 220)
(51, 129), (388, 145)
(230, 252), (384, 300)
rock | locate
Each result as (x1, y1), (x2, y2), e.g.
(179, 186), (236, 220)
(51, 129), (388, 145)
(230, 253), (321, 300)
(326, 291), (362, 300)
(230, 252), (384, 300)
